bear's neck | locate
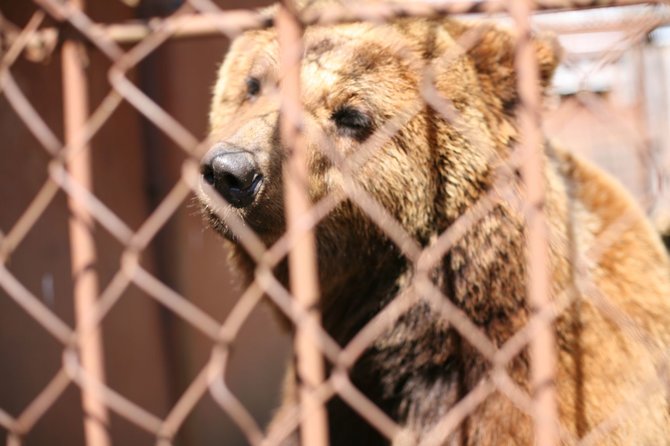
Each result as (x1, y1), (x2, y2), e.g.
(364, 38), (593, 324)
(316, 203), (531, 431)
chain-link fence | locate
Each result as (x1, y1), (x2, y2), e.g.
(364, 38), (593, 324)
(2, 0), (670, 445)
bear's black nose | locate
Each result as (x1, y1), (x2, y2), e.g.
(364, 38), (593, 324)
(201, 149), (262, 208)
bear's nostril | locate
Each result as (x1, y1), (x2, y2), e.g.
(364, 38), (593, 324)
(201, 163), (215, 186)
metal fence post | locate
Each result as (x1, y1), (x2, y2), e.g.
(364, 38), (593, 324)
(276, 3), (330, 446)
(509, 1), (559, 445)
(61, 1), (111, 444)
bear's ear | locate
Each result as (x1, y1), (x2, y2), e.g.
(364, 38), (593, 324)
(456, 22), (561, 112)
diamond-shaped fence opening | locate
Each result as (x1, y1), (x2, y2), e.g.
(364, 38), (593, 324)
(1, 0), (670, 445)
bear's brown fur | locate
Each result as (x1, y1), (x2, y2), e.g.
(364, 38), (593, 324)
(198, 6), (670, 445)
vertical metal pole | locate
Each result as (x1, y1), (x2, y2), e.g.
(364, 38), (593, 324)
(61, 1), (111, 444)
(276, 4), (329, 446)
(508, 1), (559, 445)
(629, 42), (651, 206)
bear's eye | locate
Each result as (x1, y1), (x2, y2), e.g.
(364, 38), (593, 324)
(245, 77), (261, 98)
(331, 106), (373, 141)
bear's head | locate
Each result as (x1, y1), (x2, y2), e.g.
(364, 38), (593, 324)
(198, 10), (559, 303)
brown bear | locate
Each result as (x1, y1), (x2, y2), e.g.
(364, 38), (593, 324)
(197, 4), (670, 445)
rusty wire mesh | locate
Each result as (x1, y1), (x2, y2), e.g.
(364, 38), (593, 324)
(1, 0), (670, 445)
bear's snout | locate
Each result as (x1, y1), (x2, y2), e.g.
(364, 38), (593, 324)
(201, 144), (263, 208)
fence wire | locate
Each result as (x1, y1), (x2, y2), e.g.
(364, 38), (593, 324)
(1, 0), (670, 445)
